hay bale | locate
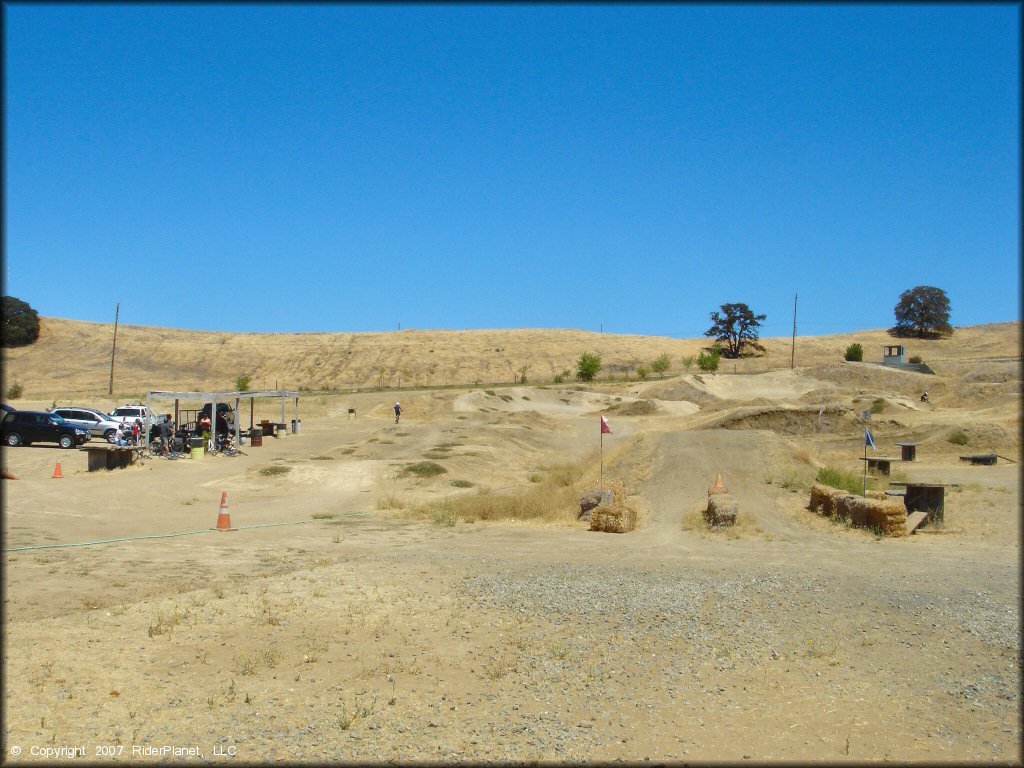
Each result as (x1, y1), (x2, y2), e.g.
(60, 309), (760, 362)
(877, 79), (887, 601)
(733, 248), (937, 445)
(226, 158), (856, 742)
(590, 501), (636, 533)
(836, 494), (907, 537)
(809, 483), (845, 516)
(578, 488), (613, 521)
(704, 493), (738, 527)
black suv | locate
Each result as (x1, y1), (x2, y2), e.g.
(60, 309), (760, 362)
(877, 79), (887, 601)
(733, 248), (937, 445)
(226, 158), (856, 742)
(1, 411), (92, 448)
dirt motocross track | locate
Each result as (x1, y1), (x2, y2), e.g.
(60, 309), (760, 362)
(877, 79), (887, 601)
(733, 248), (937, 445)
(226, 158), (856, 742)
(1, 321), (1020, 763)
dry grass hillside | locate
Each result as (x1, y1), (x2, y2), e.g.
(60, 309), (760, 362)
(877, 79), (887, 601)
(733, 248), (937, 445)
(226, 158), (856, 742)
(2, 316), (1020, 763)
(2, 316), (1019, 401)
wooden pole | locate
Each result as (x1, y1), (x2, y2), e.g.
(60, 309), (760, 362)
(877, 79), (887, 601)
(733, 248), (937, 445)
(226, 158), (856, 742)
(600, 430), (604, 487)
(790, 292), (797, 370)
(108, 302), (120, 395)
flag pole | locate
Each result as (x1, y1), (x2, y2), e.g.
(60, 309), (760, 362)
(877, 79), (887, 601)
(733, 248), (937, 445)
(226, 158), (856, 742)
(600, 429), (603, 487)
(863, 431), (868, 497)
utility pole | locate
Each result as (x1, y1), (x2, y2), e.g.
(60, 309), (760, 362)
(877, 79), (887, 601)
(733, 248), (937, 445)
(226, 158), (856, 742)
(108, 302), (120, 395)
(790, 292), (798, 370)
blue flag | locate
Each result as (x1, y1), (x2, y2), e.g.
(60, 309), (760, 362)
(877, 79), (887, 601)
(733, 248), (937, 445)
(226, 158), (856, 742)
(865, 427), (875, 450)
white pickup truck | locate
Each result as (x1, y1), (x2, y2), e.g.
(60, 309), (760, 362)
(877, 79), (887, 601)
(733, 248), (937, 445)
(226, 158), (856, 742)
(109, 404), (164, 432)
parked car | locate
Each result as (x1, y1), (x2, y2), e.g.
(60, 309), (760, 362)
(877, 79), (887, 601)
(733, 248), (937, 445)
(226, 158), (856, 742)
(1, 403), (15, 414)
(109, 404), (163, 431)
(1, 411), (91, 448)
(51, 407), (122, 443)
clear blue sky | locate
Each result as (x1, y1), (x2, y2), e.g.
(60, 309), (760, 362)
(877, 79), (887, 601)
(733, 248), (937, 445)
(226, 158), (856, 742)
(4, 4), (1019, 337)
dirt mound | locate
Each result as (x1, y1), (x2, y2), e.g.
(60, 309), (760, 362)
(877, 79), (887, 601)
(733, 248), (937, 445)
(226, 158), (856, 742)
(708, 406), (854, 435)
(642, 379), (718, 404)
(603, 399), (659, 416)
(944, 422), (1019, 451)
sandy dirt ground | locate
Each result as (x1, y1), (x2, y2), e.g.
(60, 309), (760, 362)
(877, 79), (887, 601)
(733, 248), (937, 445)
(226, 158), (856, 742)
(2, 327), (1021, 764)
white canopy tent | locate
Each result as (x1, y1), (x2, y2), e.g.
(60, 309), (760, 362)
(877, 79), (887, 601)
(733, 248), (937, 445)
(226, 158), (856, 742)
(143, 389), (299, 448)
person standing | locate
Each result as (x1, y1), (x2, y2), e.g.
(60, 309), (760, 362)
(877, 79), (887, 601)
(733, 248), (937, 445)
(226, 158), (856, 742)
(394, 402), (402, 423)
(131, 418), (141, 446)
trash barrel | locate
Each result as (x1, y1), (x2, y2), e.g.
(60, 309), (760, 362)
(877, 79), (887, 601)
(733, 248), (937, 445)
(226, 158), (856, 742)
(275, 423), (287, 437)
(250, 427), (262, 447)
(290, 419), (301, 433)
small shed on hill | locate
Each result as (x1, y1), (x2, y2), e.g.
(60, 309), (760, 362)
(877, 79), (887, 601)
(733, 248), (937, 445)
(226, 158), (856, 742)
(882, 345), (906, 365)
(143, 389), (299, 447)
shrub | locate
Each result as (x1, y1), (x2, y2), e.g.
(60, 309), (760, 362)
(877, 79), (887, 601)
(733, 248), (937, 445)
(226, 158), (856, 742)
(552, 373), (564, 384)
(576, 353), (601, 382)
(947, 431), (969, 446)
(650, 353), (671, 376)
(870, 397), (885, 414)
(6, 382), (24, 399)
(636, 365), (649, 380)
(235, 374), (251, 391)
(401, 461), (447, 478)
(908, 355), (923, 364)
(697, 347), (721, 373)
(844, 343), (863, 362)
(681, 355), (695, 372)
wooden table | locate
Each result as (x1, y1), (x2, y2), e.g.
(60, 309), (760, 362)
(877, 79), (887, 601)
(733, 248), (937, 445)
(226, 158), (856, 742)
(80, 445), (143, 472)
(859, 456), (899, 476)
(894, 442), (919, 461)
(888, 481), (955, 522)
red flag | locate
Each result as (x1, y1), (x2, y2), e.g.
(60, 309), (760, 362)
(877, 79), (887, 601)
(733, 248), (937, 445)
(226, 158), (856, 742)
(600, 415), (611, 434)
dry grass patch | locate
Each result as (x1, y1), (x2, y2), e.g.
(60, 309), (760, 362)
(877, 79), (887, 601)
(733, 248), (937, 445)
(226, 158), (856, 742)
(406, 460), (587, 525)
(681, 505), (769, 539)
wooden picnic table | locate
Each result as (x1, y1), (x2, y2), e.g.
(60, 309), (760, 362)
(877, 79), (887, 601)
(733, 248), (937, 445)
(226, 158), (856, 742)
(80, 445), (144, 472)
(859, 456), (900, 476)
(894, 442), (920, 461)
(888, 481), (957, 523)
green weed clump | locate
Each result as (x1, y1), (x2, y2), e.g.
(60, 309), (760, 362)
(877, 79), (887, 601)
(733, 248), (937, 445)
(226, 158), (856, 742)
(947, 431), (970, 446)
(844, 343), (863, 362)
(401, 461), (447, 478)
(260, 465), (291, 476)
(870, 397), (886, 414)
(816, 466), (878, 495)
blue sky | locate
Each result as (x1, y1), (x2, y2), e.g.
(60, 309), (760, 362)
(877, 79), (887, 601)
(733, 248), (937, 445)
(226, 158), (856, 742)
(4, 4), (1019, 337)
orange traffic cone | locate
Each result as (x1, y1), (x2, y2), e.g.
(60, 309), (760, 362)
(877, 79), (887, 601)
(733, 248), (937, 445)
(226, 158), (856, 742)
(52, 462), (63, 479)
(708, 473), (727, 496)
(213, 490), (236, 531)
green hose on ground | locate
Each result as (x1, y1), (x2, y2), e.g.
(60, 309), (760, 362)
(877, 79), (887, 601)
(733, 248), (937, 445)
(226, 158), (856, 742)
(2, 512), (370, 553)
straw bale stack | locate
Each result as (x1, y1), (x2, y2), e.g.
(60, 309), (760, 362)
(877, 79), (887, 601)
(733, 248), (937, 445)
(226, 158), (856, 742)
(809, 483), (844, 516)
(704, 493), (738, 527)
(836, 494), (907, 537)
(589, 485), (636, 533)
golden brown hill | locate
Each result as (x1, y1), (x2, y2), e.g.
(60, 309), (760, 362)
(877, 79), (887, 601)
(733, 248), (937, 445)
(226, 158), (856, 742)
(2, 316), (1018, 401)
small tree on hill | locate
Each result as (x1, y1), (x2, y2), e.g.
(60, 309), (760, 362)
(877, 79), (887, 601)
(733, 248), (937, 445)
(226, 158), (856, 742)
(698, 345), (721, 373)
(891, 286), (953, 339)
(2, 296), (40, 348)
(576, 353), (601, 382)
(704, 303), (766, 359)
(650, 353), (671, 377)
